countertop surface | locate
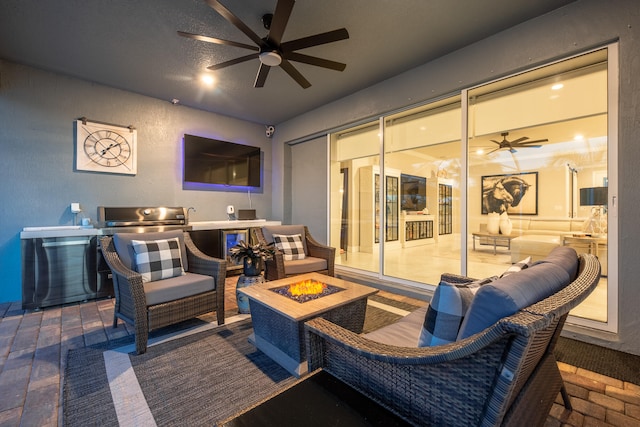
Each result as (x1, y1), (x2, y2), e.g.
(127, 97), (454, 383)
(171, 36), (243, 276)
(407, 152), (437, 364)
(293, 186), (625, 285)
(21, 226), (99, 239)
(189, 220), (281, 231)
(21, 220), (282, 238)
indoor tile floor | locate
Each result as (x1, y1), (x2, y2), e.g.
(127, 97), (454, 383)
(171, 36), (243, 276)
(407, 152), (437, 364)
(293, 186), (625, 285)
(0, 277), (638, 427)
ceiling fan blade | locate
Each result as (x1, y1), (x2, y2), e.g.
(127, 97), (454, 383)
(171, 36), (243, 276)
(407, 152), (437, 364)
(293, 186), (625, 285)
(280, 28), (349, 52)
(517, 138), (549, 145)
(207, 53), (259, 70)
(267, 0), (295, 45)
(510, 136), (529, 144)
(280, 59), (311, 88)
(254, 64), (271, 88)
(282, 52), (346, 71)
(487, 147), (502, 154)
(205, 0), (267, 49)
(177, 31), (259, 51)
(490, 139), (502, 145)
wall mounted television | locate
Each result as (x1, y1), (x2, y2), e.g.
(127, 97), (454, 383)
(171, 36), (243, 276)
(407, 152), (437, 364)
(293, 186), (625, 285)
(400, 174), (427, 211)
(183, 134), (261, 188)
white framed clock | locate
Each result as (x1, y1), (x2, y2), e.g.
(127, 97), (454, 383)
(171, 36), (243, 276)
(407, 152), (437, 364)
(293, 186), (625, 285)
(75, 119), (137, 175)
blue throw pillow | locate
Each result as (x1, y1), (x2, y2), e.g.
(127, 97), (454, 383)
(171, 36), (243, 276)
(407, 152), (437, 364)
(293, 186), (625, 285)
(418, 277), (496, 347)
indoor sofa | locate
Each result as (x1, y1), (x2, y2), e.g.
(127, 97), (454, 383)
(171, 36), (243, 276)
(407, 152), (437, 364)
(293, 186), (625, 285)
(305, 246), (601, 426)
(508, 217), (586, 262)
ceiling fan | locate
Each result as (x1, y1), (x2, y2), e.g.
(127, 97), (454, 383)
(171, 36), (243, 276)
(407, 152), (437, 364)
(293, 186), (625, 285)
(487, 132), (549, 154)
(178, 0), (349, 89)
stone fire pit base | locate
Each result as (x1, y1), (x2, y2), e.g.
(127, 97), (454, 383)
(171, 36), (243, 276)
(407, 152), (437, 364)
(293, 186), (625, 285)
(239, 273), (378, 377)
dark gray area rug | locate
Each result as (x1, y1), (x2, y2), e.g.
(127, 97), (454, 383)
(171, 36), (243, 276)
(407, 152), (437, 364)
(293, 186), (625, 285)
(64, 320), (296, 426)
(555, 337), (640, 385)
(63, 299), (421, 426)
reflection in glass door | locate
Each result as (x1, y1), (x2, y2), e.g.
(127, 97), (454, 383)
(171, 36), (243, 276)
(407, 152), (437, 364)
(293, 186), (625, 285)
(466, 47), (615, 330)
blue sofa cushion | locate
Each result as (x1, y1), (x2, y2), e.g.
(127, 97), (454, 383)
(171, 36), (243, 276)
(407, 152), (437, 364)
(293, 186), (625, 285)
(457, 262), (571, 340)
(500, 256), (532, 278)
(533, 246), (579, 280)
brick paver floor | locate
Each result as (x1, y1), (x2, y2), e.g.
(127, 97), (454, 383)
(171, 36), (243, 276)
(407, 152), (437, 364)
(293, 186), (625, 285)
(1, 277), (638, 426)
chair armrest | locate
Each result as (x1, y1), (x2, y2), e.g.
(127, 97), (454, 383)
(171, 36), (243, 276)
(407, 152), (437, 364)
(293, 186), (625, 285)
(439, 272), (479, 284)
(99, 236), (147, 321)
(183, 232), (227, 292)
(304, 226), (336, 275)
(304, 317), (514, 426)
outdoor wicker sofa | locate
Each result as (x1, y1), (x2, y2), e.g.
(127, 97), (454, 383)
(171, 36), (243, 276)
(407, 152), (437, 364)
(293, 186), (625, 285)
(305, 250), (601, 426)
(100, 230), (226, 354)
(254, 225), (336, 281)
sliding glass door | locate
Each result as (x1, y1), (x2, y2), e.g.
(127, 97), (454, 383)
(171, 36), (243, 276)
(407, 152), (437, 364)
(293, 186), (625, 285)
(329, 45), (617, 332)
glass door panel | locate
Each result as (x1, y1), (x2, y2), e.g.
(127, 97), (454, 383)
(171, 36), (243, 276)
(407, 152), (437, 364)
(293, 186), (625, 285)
(383, 98), (462, 285)
(330, 122), (381, 275)
(466, 48), (612, 327)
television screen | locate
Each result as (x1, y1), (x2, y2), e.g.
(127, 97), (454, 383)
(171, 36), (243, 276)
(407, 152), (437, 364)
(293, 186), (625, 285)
(400, 174), (427, 211)
(183, 134), (261, 187)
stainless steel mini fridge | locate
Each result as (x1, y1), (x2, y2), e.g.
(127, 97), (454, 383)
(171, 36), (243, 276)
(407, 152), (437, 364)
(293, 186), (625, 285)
(22, 236), (101, 310)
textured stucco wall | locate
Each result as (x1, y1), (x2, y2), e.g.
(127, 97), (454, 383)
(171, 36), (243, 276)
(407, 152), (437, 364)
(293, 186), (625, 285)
(273, 0), (640, 354)
(0, 61), (271, 303)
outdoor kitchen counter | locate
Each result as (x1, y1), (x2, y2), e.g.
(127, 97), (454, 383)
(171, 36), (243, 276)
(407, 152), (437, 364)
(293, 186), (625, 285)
(189, 219), (281, 230)
(20, 226), (99, 239)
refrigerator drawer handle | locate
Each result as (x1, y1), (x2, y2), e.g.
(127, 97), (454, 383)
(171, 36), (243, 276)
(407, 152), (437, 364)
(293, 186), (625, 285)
(42, 240), (91, 248)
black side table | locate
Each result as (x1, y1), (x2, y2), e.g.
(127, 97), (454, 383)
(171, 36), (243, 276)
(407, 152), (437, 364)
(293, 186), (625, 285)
(220, 369), (411, 426)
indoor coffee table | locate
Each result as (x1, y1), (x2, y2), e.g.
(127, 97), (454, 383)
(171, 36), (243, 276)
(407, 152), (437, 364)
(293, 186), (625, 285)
(238, 272), (378, 377)
(472, 231), (515, 254)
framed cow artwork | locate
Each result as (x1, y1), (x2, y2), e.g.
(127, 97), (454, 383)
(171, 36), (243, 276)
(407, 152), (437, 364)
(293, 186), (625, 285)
(481, 172), (538, 215)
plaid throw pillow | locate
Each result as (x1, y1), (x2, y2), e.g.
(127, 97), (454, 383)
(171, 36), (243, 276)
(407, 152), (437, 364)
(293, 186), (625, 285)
(131, 238), (186, 282)
(500, 256), (532, 278)
(418, 276), (496, 347)
(272, 233), (306, 261)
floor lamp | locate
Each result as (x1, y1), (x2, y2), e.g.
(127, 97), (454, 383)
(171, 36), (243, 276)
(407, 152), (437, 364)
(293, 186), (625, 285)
(580, 187), (608, 236)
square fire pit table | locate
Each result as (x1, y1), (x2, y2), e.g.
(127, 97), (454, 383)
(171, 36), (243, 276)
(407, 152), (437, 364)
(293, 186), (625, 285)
(238, 272), (378, 377)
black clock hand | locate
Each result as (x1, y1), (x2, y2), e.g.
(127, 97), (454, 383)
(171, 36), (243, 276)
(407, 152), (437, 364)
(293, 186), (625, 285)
(100, 142), (121, 155)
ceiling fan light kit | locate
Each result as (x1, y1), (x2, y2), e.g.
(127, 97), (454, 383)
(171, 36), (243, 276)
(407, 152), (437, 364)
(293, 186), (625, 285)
(178, 0), (349, 88)
(259, 51), (282, 67)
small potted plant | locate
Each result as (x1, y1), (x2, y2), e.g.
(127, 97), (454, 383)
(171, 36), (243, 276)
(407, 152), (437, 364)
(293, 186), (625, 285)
(228, 240), (275, 276)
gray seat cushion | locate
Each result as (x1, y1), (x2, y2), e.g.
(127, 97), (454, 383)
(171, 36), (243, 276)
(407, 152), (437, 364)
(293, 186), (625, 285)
(143, 272), (215, 306)
(363, 305), (428, 347)
(283, 257), (328, 275)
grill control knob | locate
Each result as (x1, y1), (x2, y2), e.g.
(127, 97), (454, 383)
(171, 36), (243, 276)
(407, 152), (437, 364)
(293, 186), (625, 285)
(143, 209), (151, 215)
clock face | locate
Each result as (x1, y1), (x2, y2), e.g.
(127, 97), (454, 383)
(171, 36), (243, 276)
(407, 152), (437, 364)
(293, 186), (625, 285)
(76, 120), (137, 174)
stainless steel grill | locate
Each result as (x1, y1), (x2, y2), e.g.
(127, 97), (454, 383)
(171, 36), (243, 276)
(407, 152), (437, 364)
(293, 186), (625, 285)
(97, 206), (192, 235)
(96, 206), (193, 292)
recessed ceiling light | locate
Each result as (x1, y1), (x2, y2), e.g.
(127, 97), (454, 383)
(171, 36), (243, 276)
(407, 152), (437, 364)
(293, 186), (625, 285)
(551, 83), (564, 90)
(201, 75), (215, 86)
(574, 134), (584, 141)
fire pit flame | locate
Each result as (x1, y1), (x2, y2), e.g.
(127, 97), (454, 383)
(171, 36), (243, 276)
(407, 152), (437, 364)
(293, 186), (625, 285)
(288, 279), (326, 296)
(270, 279), (344, 303)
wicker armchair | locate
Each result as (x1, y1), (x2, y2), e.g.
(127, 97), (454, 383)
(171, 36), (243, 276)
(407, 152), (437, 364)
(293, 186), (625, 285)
(305, 254), (601, 427)
(100, 230), (226, 354)
(254, 225), (335, 281)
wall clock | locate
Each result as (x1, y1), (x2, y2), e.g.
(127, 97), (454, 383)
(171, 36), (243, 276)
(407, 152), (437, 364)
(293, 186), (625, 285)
(75, 119), (137, 175)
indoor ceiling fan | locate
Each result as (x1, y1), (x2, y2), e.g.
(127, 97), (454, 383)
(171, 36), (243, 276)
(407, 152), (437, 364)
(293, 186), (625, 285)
(178, 0), (349, 89)
(487, 132), (549, 154)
